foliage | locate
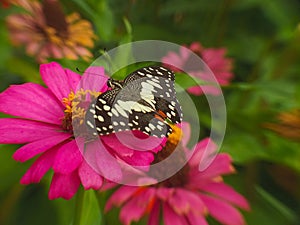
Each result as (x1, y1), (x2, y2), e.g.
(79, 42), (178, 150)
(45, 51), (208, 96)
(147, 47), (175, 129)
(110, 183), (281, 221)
(0, 0), (300, 224)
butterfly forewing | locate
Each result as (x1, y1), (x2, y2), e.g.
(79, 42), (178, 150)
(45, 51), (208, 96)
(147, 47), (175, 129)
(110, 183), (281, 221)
(85, 66), (182, 137)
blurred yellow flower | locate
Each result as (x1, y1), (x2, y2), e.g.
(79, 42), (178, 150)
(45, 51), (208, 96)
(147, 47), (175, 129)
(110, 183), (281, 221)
(265, 110), (300, 141)
(6, 0), (97, 62)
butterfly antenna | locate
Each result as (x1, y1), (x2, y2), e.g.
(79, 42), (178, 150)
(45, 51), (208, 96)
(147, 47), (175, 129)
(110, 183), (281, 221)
(76, 67), (108, 79)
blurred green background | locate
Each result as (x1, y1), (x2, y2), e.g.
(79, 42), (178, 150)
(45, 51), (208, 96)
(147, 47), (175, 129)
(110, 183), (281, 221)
(1, 0), (300, 224)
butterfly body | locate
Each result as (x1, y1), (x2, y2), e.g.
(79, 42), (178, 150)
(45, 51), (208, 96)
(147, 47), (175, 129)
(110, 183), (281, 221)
(86, 66), (182, 137)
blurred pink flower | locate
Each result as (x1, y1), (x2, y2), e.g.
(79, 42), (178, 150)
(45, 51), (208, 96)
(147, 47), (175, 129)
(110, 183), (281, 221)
(0, 62), (160, 199)
(106, 124), (249, 225)
(1, 0), (11, 8)
(162, 42), (234, 95)
(6, 0), (96, 62)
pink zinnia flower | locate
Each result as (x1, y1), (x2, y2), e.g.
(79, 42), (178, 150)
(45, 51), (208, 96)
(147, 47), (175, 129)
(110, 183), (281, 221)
(106, 124), (249, 225)
(6, 0), (96, 62)
(162, 42), (234, 95)
(0, 62), (160, 199)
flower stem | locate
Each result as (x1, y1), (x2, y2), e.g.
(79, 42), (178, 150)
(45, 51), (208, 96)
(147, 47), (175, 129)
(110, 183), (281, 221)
(73, 186), (85, 225)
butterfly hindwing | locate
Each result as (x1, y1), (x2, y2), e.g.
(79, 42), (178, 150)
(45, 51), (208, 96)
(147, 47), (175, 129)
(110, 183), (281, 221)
(154, 97), (182, 124)
(128, 111), (172, 137)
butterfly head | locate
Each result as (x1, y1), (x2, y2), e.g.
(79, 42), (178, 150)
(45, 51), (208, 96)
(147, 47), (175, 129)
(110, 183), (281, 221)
(107, 78), (124, 89)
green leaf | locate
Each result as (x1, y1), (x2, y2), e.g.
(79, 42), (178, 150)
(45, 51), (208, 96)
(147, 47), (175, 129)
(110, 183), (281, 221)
(95, 19), (133, 77)
(263, 132), (300, 173)
(0, 145), (29, 191)
(175, 72), (212, 90)
(244, 186), (298, 225)
(6, 58), (41, 83)
(255, 186), (297, 222)
(4, 185), (60, 225)
(119, 17), (133, 45)
(73, 189), (102, 225)
(93, 0), (115, 41)
(221, 131), (267, 163)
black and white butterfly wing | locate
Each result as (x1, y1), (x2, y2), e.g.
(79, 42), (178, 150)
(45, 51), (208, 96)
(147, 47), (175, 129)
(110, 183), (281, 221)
(85, 88), (120, 135)
(124, 66), (183, 124)
(128, 111), (173, 137)
(86, 65), (182, 137)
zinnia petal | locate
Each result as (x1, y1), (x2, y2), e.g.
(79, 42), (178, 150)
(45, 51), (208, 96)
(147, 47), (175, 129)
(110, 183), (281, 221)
(78, 160), (103, 190)
(197, 154), (234, 179)
(200, 182), (250, 210)
(118, 150), (154, 169)
(0, 83), (64, 124)
(0, 118), (62, 144)
(52, 140), (83, 174)
(20, 148), (57, 184)
(156, 187), (174, 201)
(79, 66), (109, 92)
(64, 68), (82, 91)
(105, 186), (139, 211)
(169, 188), (206, 215)
(86, 139), (122, 182)
(49, 172), (81, 200)
(181, 122), (191, 147)
(162, 52), (183, 70)
(13, 133), (72, 162)
(163, 202), (189, 225)
(200, 194), (246, 225)
(148, 199), (160, 225)
(188, 138), (215, 167)
(102, 131), (165, 155)
(40, 62), (79, 104)
(187, 86), (204, 95)
(120, 188), (155, 225)
(186, 210), (209, 225)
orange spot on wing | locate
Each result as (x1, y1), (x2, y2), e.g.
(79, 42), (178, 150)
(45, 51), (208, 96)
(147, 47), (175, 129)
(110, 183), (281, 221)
(156, 110), (167, 120)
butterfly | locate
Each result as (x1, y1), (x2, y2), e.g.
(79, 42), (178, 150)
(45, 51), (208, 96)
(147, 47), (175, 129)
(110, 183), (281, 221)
(85, 65), (183, 138)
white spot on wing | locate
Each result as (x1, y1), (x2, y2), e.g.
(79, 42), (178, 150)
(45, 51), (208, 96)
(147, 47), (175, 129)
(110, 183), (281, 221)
(99, 99), (106, 104)
(97, 115), (104, 122)
(115, 104), (128, 118)
(149, 123), (155, 130)
(87, 120), (94, 129)
(112, 108), (119, 117)
(146, 80), (162, 89)
(103, 105), (110, 111)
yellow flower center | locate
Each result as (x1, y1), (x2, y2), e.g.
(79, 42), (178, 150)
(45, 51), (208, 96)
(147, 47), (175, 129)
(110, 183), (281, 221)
(167, 124), (183, 146)
(62, 89), (101, 135)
